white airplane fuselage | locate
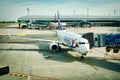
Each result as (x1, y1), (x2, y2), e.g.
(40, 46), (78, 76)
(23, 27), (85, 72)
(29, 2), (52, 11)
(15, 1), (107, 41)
(57, 30), (89, 55)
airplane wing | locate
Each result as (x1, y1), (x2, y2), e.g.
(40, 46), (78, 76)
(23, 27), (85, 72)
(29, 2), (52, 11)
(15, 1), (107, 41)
(7, 30), (61, 44)
(9, 35), (59, 43)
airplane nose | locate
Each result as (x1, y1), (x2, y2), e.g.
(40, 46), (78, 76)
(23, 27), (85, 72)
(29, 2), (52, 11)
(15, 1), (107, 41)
(86, 44), (90, 52)
(80, 38), (90, 54)
(83, 48), (89, 54)
(86, 47), (89, 53)
(82, 44), (90, 54)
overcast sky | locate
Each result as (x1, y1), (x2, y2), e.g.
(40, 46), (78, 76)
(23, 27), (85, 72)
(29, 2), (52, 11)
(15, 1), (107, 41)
(0, 0), (120, 21)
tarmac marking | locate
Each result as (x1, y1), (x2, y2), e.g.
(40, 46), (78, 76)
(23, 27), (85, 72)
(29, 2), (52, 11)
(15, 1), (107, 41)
(85, 60), (99, 70)
(9, 73), (27, 77)
(9, 72), (59, 80)
(105, 75), (112, 80)
(63, 58), (78, 62)
(0, 53), (5, 59)
(0, 65), (8, 68)
(16, 33), (26, 37)
(64, 58), (99, 70)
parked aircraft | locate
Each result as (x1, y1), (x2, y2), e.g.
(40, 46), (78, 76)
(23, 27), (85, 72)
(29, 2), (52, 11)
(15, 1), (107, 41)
(8, 11), (90, 59)
(79, 19), (92, 28)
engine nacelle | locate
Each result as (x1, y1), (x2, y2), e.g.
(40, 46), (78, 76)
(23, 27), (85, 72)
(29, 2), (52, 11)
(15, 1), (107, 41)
(49, 43), (59, 52)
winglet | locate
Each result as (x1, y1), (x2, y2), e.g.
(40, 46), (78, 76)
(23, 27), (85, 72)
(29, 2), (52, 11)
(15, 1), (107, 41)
(57, 11), (63, 30)
(7, 30), (11, 38)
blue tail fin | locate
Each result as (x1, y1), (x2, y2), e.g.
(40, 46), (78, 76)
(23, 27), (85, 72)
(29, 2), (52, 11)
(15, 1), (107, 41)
(57, 11), (63, 30)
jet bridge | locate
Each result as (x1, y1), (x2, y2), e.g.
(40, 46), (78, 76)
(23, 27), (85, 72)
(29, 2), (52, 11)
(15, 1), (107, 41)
(82, 33), (120, 53)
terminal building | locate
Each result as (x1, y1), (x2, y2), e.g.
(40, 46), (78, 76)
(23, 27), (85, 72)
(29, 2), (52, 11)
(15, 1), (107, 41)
(18, 15), (120, 29)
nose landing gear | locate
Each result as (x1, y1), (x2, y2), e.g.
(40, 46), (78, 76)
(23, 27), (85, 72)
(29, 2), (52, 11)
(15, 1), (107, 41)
(80, 54), (86, 60)
(81, 55), (85, 60)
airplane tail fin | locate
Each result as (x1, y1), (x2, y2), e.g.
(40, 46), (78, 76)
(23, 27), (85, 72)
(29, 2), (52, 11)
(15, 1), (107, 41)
(57, 11), (63, 30)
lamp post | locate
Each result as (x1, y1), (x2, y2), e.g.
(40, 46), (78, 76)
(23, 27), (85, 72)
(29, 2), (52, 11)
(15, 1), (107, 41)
(26, 8), (30, 19)
(87, 8), (89, 19)
(73, 10), (76, 15)
(114, 10), (116, 16)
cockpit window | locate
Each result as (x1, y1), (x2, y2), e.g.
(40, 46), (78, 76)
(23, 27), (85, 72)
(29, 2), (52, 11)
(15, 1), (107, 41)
(78, 42), (89, 44)
(78, 42), (85, 44)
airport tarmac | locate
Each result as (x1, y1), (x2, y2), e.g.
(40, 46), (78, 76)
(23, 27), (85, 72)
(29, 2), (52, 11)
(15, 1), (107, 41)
(0, 25), (120, 80)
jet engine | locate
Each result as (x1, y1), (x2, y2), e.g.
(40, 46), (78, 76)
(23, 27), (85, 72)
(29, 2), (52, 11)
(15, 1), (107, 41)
(49, 43), (59, 52)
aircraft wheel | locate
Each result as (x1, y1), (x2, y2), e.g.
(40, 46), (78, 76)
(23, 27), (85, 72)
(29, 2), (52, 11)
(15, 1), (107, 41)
(81, 56), (84, 60)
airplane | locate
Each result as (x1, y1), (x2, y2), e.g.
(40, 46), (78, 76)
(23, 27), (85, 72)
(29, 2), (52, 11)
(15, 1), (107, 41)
(8, 11), (90, 59)
(79, 19), (92, 28)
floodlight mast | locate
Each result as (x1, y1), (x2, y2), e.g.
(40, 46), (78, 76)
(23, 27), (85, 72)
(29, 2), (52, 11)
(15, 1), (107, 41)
(26, 8), (32, 28)
(114, 10), (116, 16)
(87, 8), (89, 19)
(27, 8), (30, 20)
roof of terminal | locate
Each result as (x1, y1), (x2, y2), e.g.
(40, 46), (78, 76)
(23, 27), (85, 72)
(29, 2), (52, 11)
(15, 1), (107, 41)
(18, 15), (120, 20)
